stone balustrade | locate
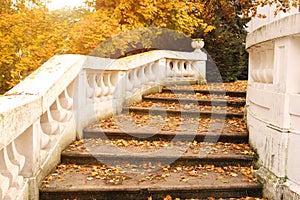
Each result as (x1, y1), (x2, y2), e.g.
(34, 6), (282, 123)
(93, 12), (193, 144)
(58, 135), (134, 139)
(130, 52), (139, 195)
(0, 47), (207, 199)
(246, 13), (300, 199)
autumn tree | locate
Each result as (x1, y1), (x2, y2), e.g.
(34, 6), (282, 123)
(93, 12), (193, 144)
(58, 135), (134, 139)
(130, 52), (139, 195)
(189, 0), (250, 82)
(0, 0), (43, 14)
(68, 0), (214, 57)
(0, 4), (87, 92)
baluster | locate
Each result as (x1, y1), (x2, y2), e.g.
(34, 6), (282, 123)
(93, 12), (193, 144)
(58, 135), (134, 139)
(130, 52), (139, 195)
(182, 62), (189, 77)
(66, 79), (75, 99)
(108, 72), (118, 97)
(263, 48), (274, 83)
(112, 71), (125, 101)
(178, 61), (183, 78)
(141, 65), (148, 85)
(94, 74), (102, 98)
(256, 50), (263, 82)
(0, 147), (21, 199)
(100, 74), (109, 98)
(59, 89), (73, 111)
(85, 72), (94, 99)
(250, 50), (259, 82)
(133, 68), (140, 89)
(126, 71), (134, 93)
(58, 93), (73, 122)
(5, 142), (25, 199)
(50, 101), (68, 123)
(259, 50), (266, 83)
(173, 60), (181, 77)
(167, 60), (174, 77)
(40, 110), (59, 136)
(145, 63), (155, 84)
(39, 120), (51, 150)
(105, 73), (113, 100)
(0, 173), (9, 199)
(187, 62), (194, 76)
(7, 142), (25, 173)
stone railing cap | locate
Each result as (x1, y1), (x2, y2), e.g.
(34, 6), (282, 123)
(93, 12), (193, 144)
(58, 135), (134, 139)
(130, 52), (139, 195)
(246, 13), (300, 49)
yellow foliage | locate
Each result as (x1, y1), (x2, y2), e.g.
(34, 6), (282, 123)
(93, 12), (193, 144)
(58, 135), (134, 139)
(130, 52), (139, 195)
(0, 7), (78, 92)
(67, 0), (215, 58)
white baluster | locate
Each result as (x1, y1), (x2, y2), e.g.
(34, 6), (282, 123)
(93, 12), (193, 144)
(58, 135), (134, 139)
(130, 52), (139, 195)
(263, 68), (273, 83)
(7, 142), (25, 173)
(0, 173), (9, 199)
(187, 62), (194, 77)
(182, 62), (189, 77)
(167, 60), (175, 77)
(40, 111), (59, 135)
(0, 148), (21, 193)
(39, 117), (51, 150)
(106, 73), (113, 98)
(40, 132), (51, 150)
(260, 50), (267, 83)
(144, 64), (153, 84)
(86, 86), (94, 99)
(263, 48), (274, 84)
(56, 91), (73, 122)
(85, 72), (94, 99)
(251, 50), (260, 82)
(152, 62), (162, 84)
(133, 68), (140, 89)
(94, 74), (102, 98)
(66, 79), (75, 99)
(173, 60), (181, 77)
(100, 74), (109, 98)
(256, 51), (263, 82)
(108, 72), (117, 96)
(59, 89), (73, 110)
(50, 101), (68, 122)
(140, 65), (148, 85)
(251, 69), (259, 82)
(126, 72), (134, 92)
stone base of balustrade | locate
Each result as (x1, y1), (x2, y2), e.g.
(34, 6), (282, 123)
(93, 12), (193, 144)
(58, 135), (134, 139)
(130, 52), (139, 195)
(255, 167), (285, 200)
(255, 167), (300, 200)
(283, 180), (300, 200)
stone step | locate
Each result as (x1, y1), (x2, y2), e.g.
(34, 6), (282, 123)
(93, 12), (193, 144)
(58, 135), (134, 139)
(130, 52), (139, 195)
(61, 139), (255, 166)
(162, 88), (246, 97)
(83, 129), (248, 144)
(123, 106), (244, 119)
(162, 81), (247, 98)
(39, 163), (262, 200)
(142, 95), (246, 107)
(83, 114), (248, 143)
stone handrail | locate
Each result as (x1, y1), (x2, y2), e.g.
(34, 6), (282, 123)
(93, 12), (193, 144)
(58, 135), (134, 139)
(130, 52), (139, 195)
(0, 47), (207, 199)
(246, 12), (300, 200)
(247, 2), (299, 32)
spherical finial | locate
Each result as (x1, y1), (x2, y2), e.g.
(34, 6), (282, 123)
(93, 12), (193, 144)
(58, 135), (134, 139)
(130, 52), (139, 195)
(191, 38), (205, 52)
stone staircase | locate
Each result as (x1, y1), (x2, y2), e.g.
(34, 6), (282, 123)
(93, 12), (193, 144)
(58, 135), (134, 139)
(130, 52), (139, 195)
(39, 83), (265, 200)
